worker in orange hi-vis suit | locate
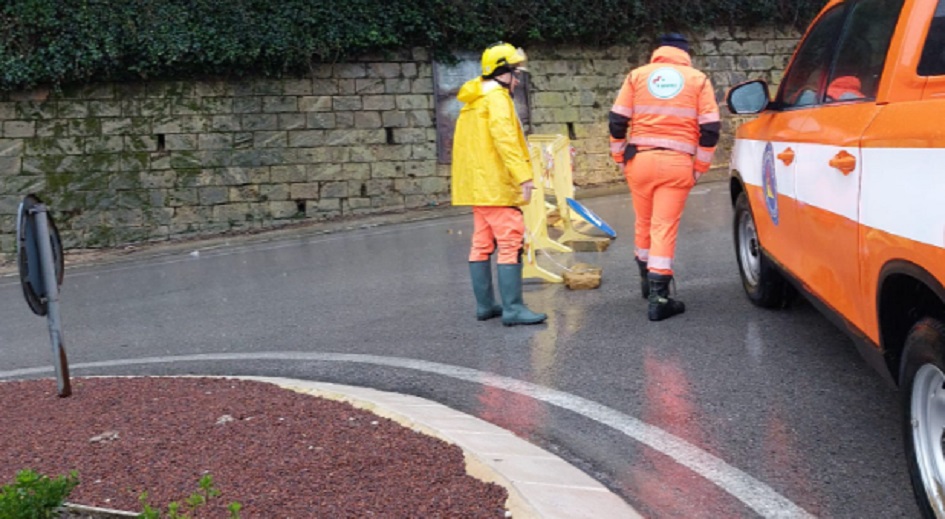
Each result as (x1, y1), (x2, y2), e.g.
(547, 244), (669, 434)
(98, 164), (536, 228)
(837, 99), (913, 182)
(608, 33), (721, 321)
(451, 42), (546, 327)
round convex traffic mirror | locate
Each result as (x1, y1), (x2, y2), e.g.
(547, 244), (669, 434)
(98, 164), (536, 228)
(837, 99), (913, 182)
(16, 194), (64, 317)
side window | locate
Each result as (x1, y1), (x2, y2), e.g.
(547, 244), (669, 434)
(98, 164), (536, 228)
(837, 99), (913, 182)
(826, 0), (904, 103)
(778, 6), (847, 109)
(918, 0), (945, 76)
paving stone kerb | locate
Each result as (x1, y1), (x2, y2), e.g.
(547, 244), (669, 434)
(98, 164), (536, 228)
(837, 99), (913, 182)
(0, 27), (801, 258)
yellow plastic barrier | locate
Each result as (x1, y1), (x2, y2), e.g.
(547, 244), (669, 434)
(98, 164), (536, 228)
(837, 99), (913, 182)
(528, 134), (572, 197)
(527, 134), (597, 243)
(522, 143), (567, 283)
(524, 144), (572, 254)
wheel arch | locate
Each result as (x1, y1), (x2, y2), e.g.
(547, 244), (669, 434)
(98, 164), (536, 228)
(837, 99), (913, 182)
(878, 260), (945, 385)
(729, 170), (745, 207)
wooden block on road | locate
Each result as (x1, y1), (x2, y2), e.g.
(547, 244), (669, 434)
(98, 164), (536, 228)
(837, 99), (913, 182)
(563, 263), (603, 290)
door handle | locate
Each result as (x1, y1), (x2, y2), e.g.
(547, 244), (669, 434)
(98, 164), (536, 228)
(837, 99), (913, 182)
(777, 148), (795, 166)
(828, 150), (856, 175)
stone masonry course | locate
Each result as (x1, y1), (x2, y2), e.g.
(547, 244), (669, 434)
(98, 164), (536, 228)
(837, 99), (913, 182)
(0, 28), (800, 256)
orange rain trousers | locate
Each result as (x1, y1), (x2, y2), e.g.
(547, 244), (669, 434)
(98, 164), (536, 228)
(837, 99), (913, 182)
(625, 149), (696, 276)
(469, 206), (524, 264)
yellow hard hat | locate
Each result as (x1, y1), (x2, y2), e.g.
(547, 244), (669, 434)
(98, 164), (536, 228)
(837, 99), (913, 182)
(481, 42), (527, 77)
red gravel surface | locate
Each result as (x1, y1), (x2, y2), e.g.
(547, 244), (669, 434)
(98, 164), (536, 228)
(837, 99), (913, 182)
(0, 377), (509, 517)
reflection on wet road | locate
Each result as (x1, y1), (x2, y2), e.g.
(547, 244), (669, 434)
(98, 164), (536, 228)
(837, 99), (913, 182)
(0, 184), (919, 517)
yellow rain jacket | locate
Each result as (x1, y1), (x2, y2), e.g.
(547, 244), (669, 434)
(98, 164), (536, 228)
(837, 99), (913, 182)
(450, 78), (533, 207)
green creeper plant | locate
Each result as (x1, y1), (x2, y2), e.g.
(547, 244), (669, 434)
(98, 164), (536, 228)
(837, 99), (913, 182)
(0, 469), (79, 519)
(139, 474), (241, 519)
(0, 0), (824, 91)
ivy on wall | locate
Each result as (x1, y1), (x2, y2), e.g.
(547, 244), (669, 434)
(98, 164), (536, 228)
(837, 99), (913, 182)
(0, 0), (823, 91)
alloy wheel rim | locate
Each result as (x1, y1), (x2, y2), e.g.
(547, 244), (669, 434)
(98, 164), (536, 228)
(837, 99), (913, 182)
(738, 211), (761, 287)
(911, 363), (945, 516)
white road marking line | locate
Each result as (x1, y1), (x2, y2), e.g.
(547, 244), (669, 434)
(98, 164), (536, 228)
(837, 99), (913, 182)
(0, 351), (814, 518)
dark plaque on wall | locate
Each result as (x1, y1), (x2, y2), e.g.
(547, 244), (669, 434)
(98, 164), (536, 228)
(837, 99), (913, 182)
(432, 53), (531, 164)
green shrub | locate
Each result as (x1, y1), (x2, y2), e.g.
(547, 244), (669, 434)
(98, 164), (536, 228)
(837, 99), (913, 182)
(0, 469), (79, 519)
(139, 474), (241, 519)
(0, 0), (823, 91)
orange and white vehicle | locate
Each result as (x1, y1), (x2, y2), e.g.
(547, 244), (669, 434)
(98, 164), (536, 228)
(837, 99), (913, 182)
(726, 0), (945, 515)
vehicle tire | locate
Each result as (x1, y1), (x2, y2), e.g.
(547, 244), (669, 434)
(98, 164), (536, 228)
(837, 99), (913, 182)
(733, 191), (794, 308)
(900, 317), (945, 518)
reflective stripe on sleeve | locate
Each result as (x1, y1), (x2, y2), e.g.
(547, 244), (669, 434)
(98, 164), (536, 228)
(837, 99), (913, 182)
(611, 140), (627, 154)
(696, 148), (714, 164)
(611, 105), (633, 118)
(698, 112), (721, 124)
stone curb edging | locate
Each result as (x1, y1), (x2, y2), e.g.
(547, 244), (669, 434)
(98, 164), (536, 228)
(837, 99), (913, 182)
(61, 503), (139, 518)
(244, 376), (642, 519)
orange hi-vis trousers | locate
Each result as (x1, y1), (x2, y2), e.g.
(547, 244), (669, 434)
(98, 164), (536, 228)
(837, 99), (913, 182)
(469, 206), (525, 265)
(625, 149), (696, 276)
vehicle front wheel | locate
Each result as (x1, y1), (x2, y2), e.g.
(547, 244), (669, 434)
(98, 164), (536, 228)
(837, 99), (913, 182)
(901, 317), (945, 518)
(733, 191), (794, 308)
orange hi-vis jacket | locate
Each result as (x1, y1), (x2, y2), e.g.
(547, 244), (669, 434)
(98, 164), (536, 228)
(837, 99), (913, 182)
(609, 46), (721, 174)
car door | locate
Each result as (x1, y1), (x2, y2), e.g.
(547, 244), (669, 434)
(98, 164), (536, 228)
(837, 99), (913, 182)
(791, 0), (903, 326)
(735, 4), (851, 280)
(856, 0), (945, 342)
(731, 111), (805, 276)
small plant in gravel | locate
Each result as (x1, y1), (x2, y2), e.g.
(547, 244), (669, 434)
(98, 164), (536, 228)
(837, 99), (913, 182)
(0, 469), (79, 519)
(139, 474), (241, 519)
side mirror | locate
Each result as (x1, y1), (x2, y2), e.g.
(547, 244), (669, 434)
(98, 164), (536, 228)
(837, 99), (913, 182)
(726, 80), (770, 114)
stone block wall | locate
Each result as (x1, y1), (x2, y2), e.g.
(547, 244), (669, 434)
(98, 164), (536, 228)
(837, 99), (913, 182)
(0, 26), (801, 256)
(528, 26), (801, 187)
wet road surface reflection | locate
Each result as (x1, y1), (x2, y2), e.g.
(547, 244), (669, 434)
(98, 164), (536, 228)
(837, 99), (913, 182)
(0, 185), (921, 517)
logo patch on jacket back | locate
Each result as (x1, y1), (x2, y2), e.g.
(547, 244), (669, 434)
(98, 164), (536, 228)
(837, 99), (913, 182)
(647, 68), (685, 99)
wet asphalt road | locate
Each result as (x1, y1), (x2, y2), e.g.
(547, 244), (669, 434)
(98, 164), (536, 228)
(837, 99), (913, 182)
(0, 182), (922, 518)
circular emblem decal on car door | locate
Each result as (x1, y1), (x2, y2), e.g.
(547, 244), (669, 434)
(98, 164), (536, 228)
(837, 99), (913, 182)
(647, 67), (685, 99)
(762, 142), (779, 225)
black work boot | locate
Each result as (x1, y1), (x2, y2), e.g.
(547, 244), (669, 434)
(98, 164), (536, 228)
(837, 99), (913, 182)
(648, 273), (685, 322)
(635, 257), (649, 299)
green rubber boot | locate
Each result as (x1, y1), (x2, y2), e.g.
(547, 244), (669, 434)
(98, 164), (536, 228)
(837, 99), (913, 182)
(470, 261), (502, 321)
(636, 257), (649, 299)
(648, 273), (686, 322)
(497, 264), (547, 326)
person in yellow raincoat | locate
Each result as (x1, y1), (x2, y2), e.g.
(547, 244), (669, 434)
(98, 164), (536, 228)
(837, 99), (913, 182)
(451, 42), (546, 326)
